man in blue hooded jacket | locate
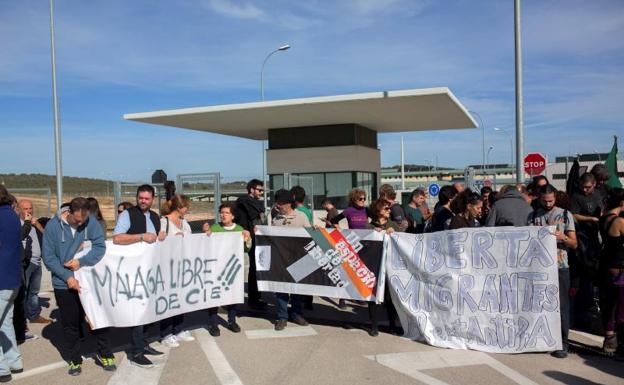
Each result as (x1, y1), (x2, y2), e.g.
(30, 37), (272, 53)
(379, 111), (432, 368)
(0, 185), (24, 383)
(42, 197), (116, 376)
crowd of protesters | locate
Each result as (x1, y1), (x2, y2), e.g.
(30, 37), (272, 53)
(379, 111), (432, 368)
(1, 164), (623, 381)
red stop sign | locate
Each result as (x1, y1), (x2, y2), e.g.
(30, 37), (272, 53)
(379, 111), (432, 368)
(524, 153), (547, 176)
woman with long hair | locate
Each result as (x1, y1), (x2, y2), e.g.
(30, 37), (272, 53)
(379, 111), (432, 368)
(599, 188), (624, 356)
(87, 197), (106, 236)
(159, 194), (195, 348)
(448, 189), (482, 230)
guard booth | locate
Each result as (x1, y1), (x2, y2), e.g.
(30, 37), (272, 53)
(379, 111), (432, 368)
(124, 88), (478, 212)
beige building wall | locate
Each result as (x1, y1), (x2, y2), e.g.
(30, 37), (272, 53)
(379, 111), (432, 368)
(267, 145), (381, 175)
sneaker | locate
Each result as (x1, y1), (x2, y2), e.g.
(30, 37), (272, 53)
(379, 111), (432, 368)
(68, 362), (82, 376)
(274, 319), (287, 331)
(96, 355), (117, 372)
(20, 331), (38, 343)
(227, 322), (241, 333)
(161, 334), (180, 348)
(289, 315), (309, 326)
(0, 374), (11, 383)
(143, 346), (164, 356)
(30, 315), (52, 324)
(550, 350), (568, 359)
(603, 334), (618, 354)
(129, 353), (153, 368)
(208, 325), (220, 337)
(368, 327), (379, 337)
(176, 330), (195, 342)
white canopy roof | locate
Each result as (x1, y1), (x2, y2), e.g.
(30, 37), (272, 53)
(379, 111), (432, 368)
(124, 87), (477, 140)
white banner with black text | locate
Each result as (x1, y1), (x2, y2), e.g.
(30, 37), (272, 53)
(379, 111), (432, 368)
(387, 226), (562, 353)
(75, 232), (244, 329)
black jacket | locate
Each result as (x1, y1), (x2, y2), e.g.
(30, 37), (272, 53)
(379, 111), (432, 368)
(235, 195), (266, 232)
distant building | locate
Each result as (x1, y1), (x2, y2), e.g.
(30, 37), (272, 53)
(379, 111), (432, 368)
(381, 152), (623, 194)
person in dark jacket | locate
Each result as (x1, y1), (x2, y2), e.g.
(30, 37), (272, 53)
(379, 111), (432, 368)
(449, 189), (482, 230)
(0, 186), (24, 382)
(234, 179), (267, 308)
(485, 185), (533, 227)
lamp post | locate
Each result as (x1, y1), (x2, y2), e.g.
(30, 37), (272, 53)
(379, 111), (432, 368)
(49, 0), (63, 209)
(514, 0), (525, 183)
(469, 110), (485, 176)
(493, 127), (514, 172)
(486, 146), (494, 175)
(260, 44), (290, 210)
(260, 44), (290, 101)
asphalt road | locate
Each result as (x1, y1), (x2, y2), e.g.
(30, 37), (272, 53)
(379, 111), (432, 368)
(9, 266), (624, 385)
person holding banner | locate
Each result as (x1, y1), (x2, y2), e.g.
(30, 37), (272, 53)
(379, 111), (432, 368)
(330, 188), (370, 230)
(158, 194), (196, 348)
(530, 184), (577, 359)
(448, 189), (482, 230)
(379, 184), (409, 232)
(113, 184), (165, 368)
(271, 189), (311, 331)
(366, 199), (400, 336)
(207, 202), (251, 336)
(235, 179), (267, 309)
(41, 197), (116, 375)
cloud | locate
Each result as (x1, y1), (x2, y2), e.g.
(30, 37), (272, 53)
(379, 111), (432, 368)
(203, 0), (266, 20)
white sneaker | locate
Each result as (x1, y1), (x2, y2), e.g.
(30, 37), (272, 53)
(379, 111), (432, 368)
(161, 334), (180, 348)
(176, 330), (195, 342)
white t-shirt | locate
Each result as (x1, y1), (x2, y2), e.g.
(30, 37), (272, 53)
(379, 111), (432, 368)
(160, 216), (192, 236)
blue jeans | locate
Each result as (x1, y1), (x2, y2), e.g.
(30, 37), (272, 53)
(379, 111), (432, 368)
(275, 293), (303, 321)
(0, 288), (22, 376)
(24, 263), (42, 321)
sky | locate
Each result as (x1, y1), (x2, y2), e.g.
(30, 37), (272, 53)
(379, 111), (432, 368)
(1, 0), (623, 182)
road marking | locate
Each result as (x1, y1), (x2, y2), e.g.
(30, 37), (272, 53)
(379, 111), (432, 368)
(106, 346), (171, 385)
(12, 361), (67, 380)
(245, 325), (317, 339)
(366, 350), (539, 385)
(195, 328), (244, 385)
(570, 329), (603, 345)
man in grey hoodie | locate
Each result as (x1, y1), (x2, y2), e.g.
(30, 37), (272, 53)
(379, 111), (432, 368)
(42, 197), (115, 376)
(485, 185), (533, 227)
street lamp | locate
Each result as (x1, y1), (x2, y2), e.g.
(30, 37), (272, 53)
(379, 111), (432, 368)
(469, 110), (485, 176)
(486, 146), (494, 174)
(493, 127), (514, 171)
(260, 44), (290, 101)
(49, 0), (63, 209)
(260, 44), (291, 210)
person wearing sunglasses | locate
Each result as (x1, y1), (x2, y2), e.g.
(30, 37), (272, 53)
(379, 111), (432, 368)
(330, 188), (371, 229)
(365, 199), (400, 336)
(234, 179), (268, 309)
